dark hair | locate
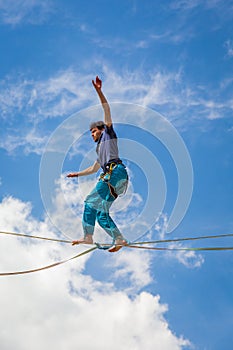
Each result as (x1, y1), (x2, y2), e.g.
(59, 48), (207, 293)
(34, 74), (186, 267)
(89, 121), (105, 130)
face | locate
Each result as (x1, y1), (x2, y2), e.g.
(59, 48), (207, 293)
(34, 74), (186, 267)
(91, 127), (103, 142)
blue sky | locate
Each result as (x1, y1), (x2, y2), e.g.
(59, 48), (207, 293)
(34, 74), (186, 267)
(0, 1), (233, 349)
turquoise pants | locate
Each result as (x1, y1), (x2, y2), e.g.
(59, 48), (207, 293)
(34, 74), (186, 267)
(82, 164), (128, 240)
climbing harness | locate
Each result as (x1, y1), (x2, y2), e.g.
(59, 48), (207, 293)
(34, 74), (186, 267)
(100, 161), (128, 199)
(100, 162), (119, 199)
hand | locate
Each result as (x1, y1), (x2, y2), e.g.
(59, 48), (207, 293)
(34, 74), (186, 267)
(92, 76), (102, 90)
(66, 173), (78, 178)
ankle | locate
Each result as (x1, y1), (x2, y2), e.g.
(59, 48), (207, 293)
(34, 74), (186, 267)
(115, 236), (126, 243)
(85, 234), (93, 243)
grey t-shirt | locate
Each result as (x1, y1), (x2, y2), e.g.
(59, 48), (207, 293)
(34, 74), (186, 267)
(96, 125), (119, 170)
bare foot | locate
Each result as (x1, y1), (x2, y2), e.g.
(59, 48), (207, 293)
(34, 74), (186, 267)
(108, 238), (128, 252)
(72, 235), (93, 246)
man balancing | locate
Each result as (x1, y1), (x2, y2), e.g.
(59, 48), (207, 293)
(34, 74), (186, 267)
(67, 76), (128, 252)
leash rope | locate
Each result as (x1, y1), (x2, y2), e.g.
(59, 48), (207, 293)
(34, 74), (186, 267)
(0, 246), (97, 276)
(0, 230), (72, 244)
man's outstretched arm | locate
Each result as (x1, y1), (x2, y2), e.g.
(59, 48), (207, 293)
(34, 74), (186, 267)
(66, 160), (100, 178)
(92, 76), (112, 127)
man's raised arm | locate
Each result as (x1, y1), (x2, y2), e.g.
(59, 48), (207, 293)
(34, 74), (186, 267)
(92, 76), (112, 127)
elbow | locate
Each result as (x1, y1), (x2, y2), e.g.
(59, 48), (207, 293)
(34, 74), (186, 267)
(105, 122), (112, 128)
(92, 162), (100, 174)
(90, 166), (97, 174)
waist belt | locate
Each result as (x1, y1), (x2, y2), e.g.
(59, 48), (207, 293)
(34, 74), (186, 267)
(104, 159), (123, 173)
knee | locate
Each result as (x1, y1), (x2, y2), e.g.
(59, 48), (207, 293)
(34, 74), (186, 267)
(97, 211), (109, 228)
(116, 179), (128, 195)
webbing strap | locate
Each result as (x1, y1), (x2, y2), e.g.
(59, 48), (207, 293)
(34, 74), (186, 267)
(0, 246), (97, 276)
(133, 233), (233, 245)
(95, 242), (113, 250)
(127, 245), (233, 252)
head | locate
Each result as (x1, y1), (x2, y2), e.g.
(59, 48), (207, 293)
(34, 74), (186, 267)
(90, 121), (105, 142)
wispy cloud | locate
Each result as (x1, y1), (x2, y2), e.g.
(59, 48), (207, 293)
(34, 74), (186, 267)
(170, 0), (202, 11)
(93, 28), (193, 53)
(0, 70), (94, 122)
(169, 245), (204, 268)
(0, 0), (53, 25)
(101, 65), (233, 124)
(0, 70), (116, 154)
(224, 39), (233, 58)
(0, 70), (96, 154)
(169, 0), (233, 34)
(0, 128), (47, 155)
(153, 214), (204, 268)
(170, 0), (233, 12)
(1, 64), (232, 155)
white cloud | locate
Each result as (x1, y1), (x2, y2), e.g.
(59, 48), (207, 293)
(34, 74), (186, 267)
(165, 243), (205, 268)
(0, 195), (191, 350)
(0, 0), (53, 25)
(112, 249), (152, 291)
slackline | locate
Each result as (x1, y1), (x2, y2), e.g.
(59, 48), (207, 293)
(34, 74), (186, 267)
(0, 230), (233, 276)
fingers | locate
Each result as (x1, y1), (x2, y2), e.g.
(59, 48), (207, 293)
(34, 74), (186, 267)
(92, 76), (102, 89)
(96, 76), (102, 87)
